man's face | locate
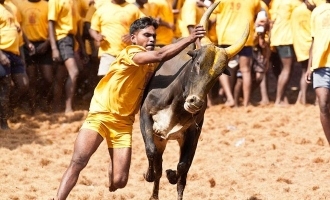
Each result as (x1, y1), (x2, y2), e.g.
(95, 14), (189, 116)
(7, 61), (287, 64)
(131, 26), (156, 51)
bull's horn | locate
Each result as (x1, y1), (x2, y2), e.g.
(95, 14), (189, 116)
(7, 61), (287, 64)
(199, 1), (220, 46)
(224, 22), (250, 59)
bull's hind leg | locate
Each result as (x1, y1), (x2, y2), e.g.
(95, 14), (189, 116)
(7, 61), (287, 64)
(143, 131), (157, 183)
(140, 110), (157, 183)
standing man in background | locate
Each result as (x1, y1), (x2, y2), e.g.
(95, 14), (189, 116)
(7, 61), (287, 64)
(148, 0), (175, 46)
(214, 0), (261, 107)
(269, 0), (301, 106)
(291, 0), (315, 105)
(48, 0), (80, 113)
(89, 0), (142, 77)
(306, 0), (330, 144)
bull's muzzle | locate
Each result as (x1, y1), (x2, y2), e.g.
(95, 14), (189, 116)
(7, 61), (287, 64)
(184, 95), (204, 114)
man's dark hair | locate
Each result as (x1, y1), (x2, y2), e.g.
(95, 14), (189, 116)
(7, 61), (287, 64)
(129, 17), (159, 35)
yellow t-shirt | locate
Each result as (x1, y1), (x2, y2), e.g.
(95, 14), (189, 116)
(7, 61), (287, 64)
(134, 2), (152, 16)
(94, 0), (107, 9)
(310, 3), (330, 70)
(17, 0), (48, 41)
(171, 0), (185, 38)
(177, 0), (205, 37)
(291, 3), (312, 62)
(90, 1), (142, 57)
(5, 0), (24, 47)
(148, 0), (174, 45)
(0, 4), (20, 54)
(83, 3), (96, 23)
(270, 0), (302, 46)
(208, 13), (217, 44)
(214, 0), (261, 46)
(76, 0), (89, 18)
(48, 0), (79, 40)
(308, 0), (326, 6)
(89, 45), (158, 116)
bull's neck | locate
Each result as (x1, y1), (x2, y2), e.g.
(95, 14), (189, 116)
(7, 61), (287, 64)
(167, 61), (191, 94)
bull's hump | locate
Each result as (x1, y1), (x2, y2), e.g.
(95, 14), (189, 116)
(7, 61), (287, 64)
(152, 106), (185, 140)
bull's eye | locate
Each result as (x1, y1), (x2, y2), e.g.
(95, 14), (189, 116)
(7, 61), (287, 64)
(194, 61), (200, 73)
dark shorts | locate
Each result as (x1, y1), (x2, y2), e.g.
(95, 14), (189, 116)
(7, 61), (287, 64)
(0, 64), (8, 77)
(313, 67), (330, 89)
(0, 51), (25, 77)
(275, 45), (294, 58)
(57, 35), (75, 62)
(24, 41), (53, 65)
(218, 45), (253, 57)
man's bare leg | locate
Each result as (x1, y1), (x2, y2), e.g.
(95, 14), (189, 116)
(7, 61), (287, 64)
(64, 57), (79, 113)
(219, 75), (235, 107)
(56, 129), (103, 200)
(295, 61), (308, 105)
(52, 64), (67, 113)
(315, 88), (330, 144)
(275, 57), (292, 106)
(233, 77), (242, 107)
(108, 147), (132, 191)
(259, 73), (270, 105)
(239, 56), (252, 107)
(26, 64), (37, 114)
(11, 73), (29, 110)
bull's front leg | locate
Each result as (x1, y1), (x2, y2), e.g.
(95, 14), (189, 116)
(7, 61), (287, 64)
(167, 122), (203, 200)
(178, 124), (202, 200)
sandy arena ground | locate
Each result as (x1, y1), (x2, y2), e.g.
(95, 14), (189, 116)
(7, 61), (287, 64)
(1, 67), (330, 200)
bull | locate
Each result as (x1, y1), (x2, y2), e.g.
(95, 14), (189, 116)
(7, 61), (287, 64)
(139, 2), (249, 199)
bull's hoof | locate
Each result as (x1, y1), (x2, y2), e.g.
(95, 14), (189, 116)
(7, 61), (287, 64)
(149, 196), (159, 200)
(166, 169), (177, 184)
(143, 171), (155, 182)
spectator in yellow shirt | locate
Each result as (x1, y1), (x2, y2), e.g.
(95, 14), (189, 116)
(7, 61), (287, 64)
(291, 0), (315, 105)
(5, 0), (32, 115)
(305, 0), (330, 144)
(148, 0), (175, 46)
(0, 0), (27, 129)
(54, 17), (206, 199)
(131, 0), (152, 16)
(18, 0), (54, 114)
(269, 0), (301, 106)
(48, 0), (80, 113)
(89, 0), (142, 76)
(214, 0), (261, 107)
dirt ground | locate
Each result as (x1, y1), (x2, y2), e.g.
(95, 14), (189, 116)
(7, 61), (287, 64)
(1, 65), (330, 200)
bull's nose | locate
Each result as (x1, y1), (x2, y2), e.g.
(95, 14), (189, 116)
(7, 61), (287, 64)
(185, 95), (204, 108)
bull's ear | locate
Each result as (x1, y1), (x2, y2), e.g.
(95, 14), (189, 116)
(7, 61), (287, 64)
(187, 50), (197, 58)
(223, 68), (231, 76)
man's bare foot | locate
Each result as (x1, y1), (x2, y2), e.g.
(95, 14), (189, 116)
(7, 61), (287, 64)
(224, 99), (235, 107)
(65, 108), (73, 114)
(258, 99), (270, 105)
(274, 101), (289, 107)
(295, 99), (306, 106)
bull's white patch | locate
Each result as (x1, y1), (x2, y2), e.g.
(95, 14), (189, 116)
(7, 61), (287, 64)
(152, 106), (184, 140)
